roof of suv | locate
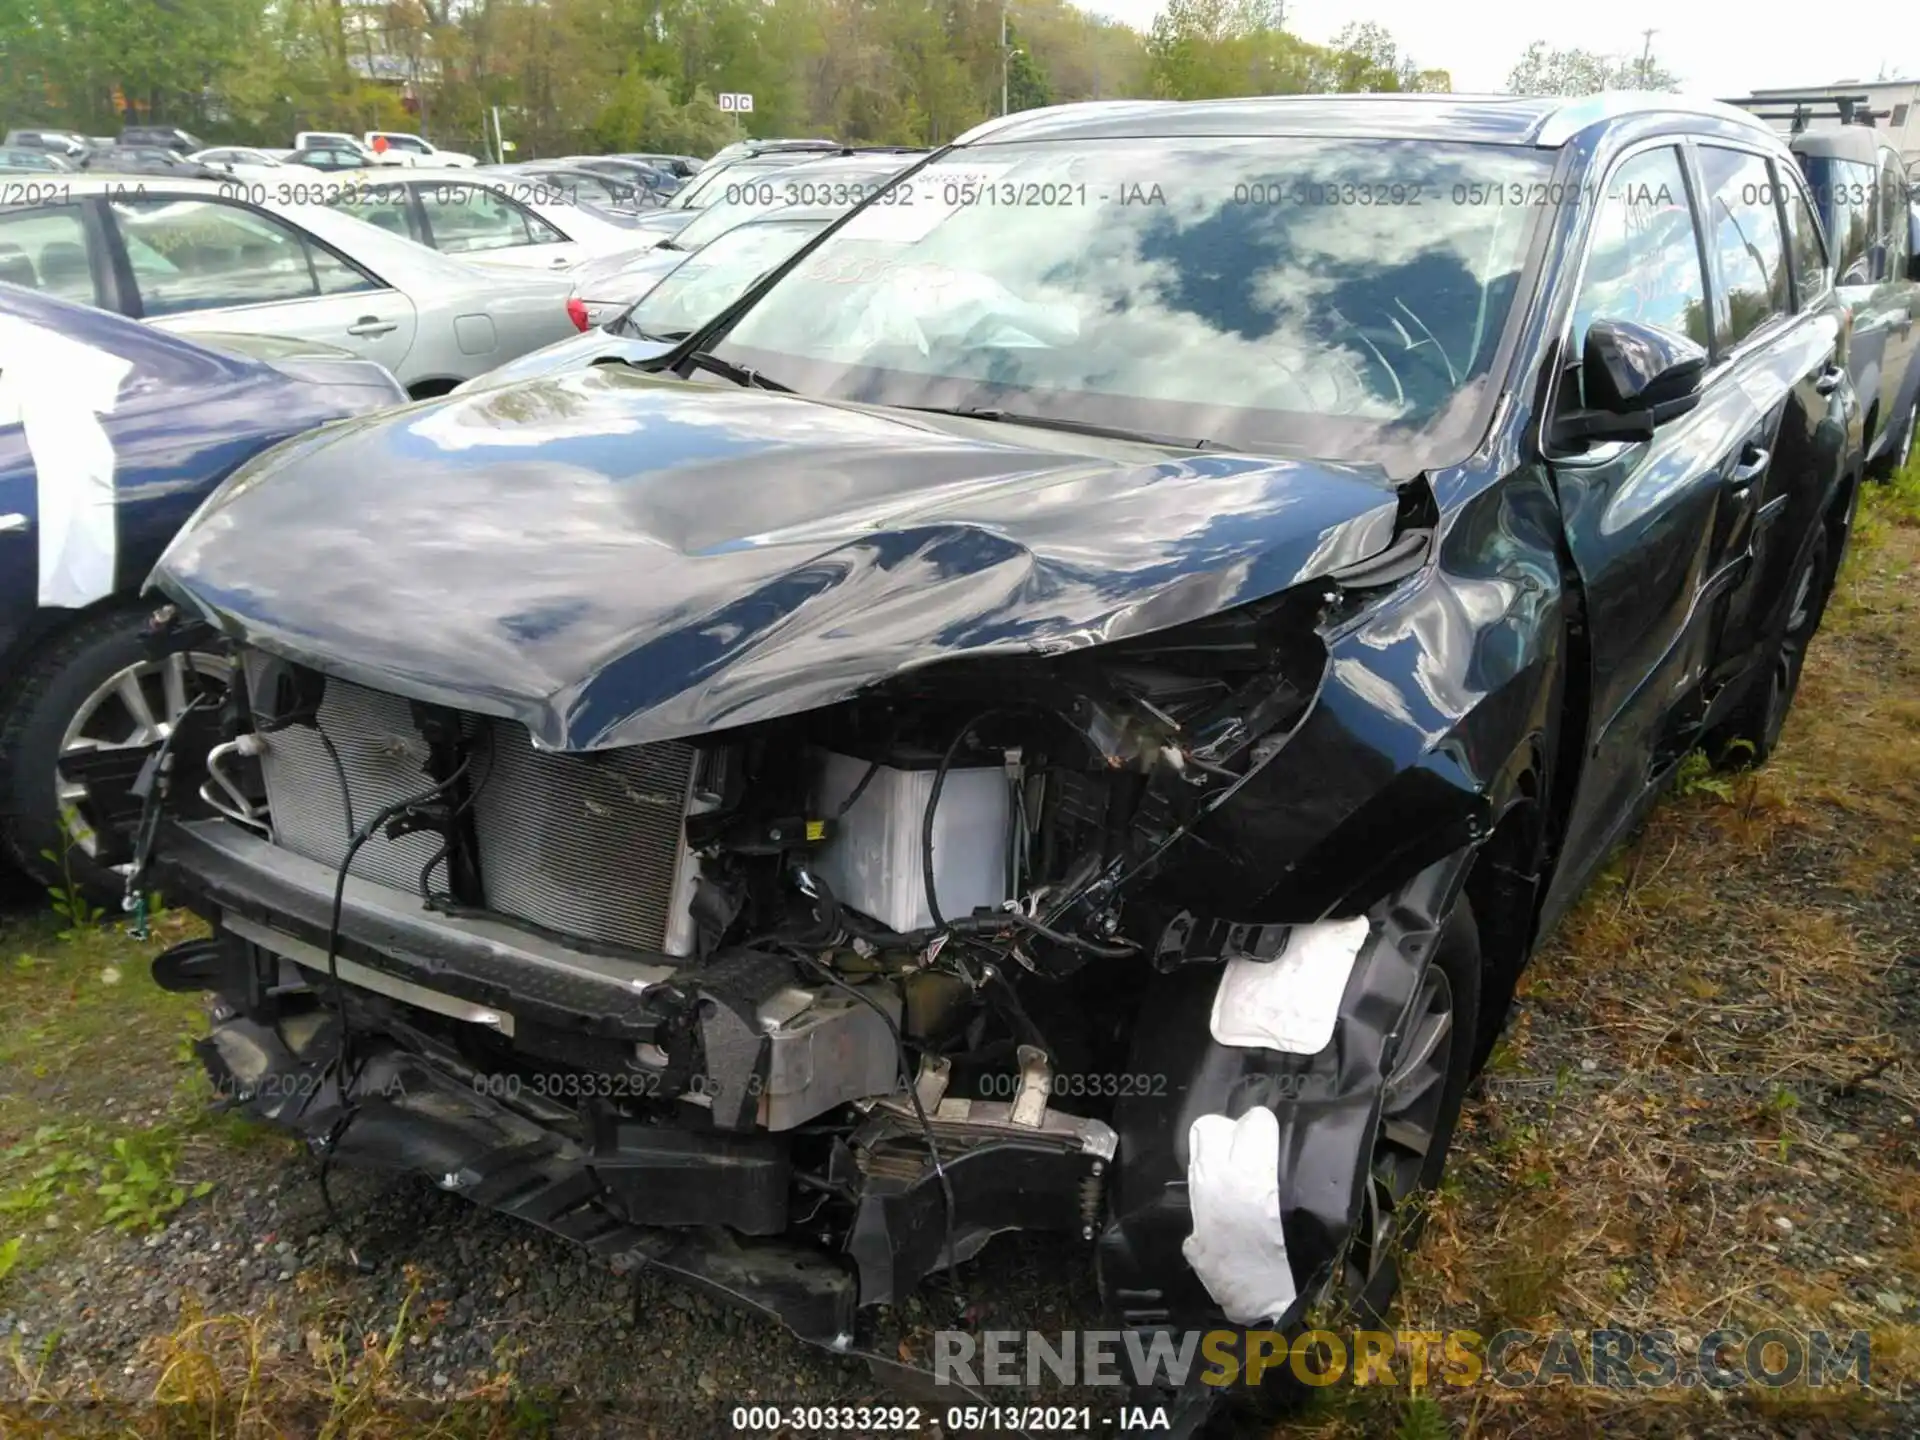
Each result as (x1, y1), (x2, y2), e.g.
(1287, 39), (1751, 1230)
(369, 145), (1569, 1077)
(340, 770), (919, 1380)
(955, 93), (1779, 149)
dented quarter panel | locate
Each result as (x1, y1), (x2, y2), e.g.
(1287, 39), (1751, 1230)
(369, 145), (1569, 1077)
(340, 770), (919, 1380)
(149, 364), (1402, 751)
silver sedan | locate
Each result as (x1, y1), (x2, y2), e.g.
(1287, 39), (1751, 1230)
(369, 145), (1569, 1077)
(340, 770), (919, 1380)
(319, 167), (648, 272)
(0, 176), (577, 393)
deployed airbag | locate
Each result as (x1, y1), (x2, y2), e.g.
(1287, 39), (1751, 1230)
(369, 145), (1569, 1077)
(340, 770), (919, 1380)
(1181, 1106), (1297, 1324)
(1208, 915), (1370, 1055)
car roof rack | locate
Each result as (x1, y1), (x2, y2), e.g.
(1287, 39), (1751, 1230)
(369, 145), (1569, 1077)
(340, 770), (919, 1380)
(1722, 93), (1886, 132)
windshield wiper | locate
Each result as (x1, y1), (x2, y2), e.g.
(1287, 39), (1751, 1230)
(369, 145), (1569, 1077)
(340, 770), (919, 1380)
(610, 316), (666, 342)
(899, 405), (1215, 450)
(681, 349), (791, 392)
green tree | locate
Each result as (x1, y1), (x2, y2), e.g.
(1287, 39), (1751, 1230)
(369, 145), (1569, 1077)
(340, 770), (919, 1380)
(0, 0), (1430, 156)
(1507, 39), (1679, 96)
(1005, 19), (1053, 111)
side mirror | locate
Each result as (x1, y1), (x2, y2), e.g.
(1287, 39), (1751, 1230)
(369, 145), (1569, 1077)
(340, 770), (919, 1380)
(1552, 318), (1708, 448)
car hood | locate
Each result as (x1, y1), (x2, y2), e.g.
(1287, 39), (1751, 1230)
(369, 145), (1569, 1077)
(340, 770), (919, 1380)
(628, 210), (699, 239)
(152, 368), (1402, 751)
(457, 329), (674, 389)
(569, 245), (687, 298)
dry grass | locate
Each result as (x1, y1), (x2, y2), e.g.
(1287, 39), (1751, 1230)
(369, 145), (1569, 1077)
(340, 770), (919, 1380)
(1368, 468), (1920, 1436)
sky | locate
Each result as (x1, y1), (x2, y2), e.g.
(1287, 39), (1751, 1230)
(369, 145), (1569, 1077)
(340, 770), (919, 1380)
(1076, 0), (1918, 97)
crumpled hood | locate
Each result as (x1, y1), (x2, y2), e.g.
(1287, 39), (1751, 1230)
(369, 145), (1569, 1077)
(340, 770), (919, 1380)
(153, 366), (1402, 750)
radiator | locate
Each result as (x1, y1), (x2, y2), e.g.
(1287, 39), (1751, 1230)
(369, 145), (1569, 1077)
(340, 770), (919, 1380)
(243, 655), (698, 955)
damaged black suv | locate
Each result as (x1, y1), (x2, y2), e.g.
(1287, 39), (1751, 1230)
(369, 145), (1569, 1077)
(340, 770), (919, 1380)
(115, 93), (1857, 1415)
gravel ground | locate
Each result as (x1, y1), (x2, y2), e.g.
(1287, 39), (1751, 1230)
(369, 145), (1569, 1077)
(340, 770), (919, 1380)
(0, 1155), (1108, 1427)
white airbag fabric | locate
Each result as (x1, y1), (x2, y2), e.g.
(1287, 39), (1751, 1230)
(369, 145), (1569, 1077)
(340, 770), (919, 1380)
(1182, 1107), (1296, 1324)
(0, 315), (133, 607)
(1208, 915), (1370, 1054)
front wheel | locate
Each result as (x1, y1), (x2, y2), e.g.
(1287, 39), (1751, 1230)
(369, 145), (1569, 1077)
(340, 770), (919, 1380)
(1706, 527), (1831, 771)
(1342, 900), (1480, 1324)
(0, 607), (225, 905)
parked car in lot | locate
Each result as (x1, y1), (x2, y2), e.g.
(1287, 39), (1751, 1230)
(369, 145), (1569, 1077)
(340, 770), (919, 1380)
(614, 147), (911, 245)
(78, 147), (225, 179)
(1787, 128), (1920, 476)
(363, 132), (478, 167)
(649, 150), (923, 255)
(479, 207), (836, 373)
(121, 93), (1859, 1427)
(560, 156), (681, 199)
(555, 151), (922, 325)
(0, 282), (405, 900)
(320, 168), (643, 269)
(611, 151), (703, 178)
(703, 136), (841, 168)
(289, 145), (374, 173)
(119, 126), (204, 154)
(0, 148), (71, 174)
(487, 162), (665, 222)
(4, 129), (89, 161)
(0, 177), (579, 393)
(190, 146), (295, 174)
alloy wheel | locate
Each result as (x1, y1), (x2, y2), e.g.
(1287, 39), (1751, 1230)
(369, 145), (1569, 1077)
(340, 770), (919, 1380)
(1344, 963), (1455, 1297)
(1761, 540), (1824, 751)
(55, 651), (227, 859)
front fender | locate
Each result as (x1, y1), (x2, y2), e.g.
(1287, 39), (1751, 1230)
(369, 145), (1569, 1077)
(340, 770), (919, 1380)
(1096, 849), (1475, 1332)
(1140, 467), (1566, 924)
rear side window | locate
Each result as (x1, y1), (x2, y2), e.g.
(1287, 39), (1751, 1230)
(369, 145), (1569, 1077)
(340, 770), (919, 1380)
(112, 197), (375, 316)
(1879, 151), (1909, 280)
(1570, 146), (1710, 368)
(0, 205), (98, 306)
(417, 183), (562, 253)
(1809, 156), (1877, 284)
(1784, 176), (1829, 307)
(1695, 146), (1791, 349)
(331, 186), (419, 243)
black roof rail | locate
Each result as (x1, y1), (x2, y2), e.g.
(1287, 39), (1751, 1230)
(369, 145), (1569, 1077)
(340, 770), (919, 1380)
(1721, 92), (1886, 133)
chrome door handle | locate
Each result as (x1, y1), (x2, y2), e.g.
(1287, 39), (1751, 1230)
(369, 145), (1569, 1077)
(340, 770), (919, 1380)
(347, 316), (398, 336)
(0, 512), (29, 535)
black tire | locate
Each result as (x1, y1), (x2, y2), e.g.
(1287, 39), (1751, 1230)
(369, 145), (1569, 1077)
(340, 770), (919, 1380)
(1221, 902), (1481, 1428)
(1343, 899), (1481, 1326)
(1706, 525), (1832, 772)
(0, 606), (206, 905)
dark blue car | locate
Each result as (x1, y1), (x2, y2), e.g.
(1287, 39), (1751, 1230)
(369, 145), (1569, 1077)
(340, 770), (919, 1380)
(0, 282), (404, 899)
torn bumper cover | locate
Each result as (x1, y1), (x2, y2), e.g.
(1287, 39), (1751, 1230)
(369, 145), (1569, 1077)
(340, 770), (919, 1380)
(194, 1009), (867, 1345)
(156, 817), (1116, 1344)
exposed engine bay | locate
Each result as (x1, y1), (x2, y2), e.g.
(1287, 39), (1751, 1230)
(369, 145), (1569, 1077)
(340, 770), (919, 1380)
(111, 353), (1550, 1409)
(136, 573), (1430, 1350)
